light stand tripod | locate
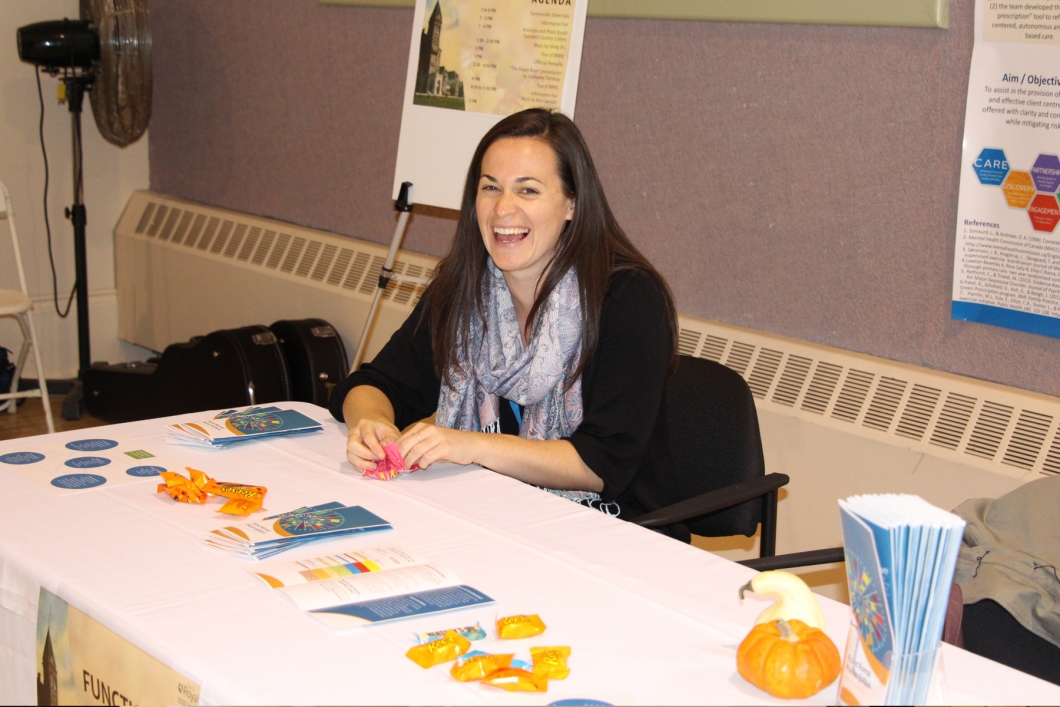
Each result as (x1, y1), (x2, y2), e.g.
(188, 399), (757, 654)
(58, 73), (94, 420)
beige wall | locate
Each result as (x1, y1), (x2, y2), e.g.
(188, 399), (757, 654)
(0, 2), (151, 378)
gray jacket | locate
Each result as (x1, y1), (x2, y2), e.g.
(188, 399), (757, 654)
(953, 475), (1060, 649)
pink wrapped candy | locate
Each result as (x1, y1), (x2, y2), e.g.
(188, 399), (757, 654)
(362, 442), (420, 481)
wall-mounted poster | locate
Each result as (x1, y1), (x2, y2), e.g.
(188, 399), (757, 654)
(393, 0), (588, 210)
(952, 0), (1060, 338)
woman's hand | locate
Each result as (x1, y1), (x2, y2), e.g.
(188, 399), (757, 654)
(346, 417), (402, 472)
(397, 422), (478, 469)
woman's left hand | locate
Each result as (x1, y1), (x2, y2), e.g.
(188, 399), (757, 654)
(397, 423), (478, 469)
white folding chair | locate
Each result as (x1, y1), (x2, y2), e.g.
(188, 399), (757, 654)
(0, 180), (55, 433)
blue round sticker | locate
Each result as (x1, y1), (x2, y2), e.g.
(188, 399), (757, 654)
(65, 438), (118, 452)
(548, 701), (613, 706)
(126, 465), (165, 477)
(0, 451), (45, 465)
(64, 456), (111, 469)
(51, 473), (107, 489)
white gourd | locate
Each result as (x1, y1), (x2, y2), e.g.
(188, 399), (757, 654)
(738, 570), (826, 630)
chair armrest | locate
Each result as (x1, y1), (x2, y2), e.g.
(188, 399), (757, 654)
(737, 547), (845, 571)
(629, 473), (789, 529)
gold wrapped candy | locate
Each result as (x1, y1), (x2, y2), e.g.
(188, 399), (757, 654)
(530, 646), (570, 680)
(481, 667), (548, 692)
(217, 496), (262, 516)
(405, 630), (471, 668)
(449, 653), (513, 682)
(496, 614), (546, 639)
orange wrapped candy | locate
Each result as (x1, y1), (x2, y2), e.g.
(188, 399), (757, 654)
(481, 667), (548, 692)
(497, 614), (546, 639)
(405, 630), (471, 668)
(157, 469), (209, 503)
(204, 480), (267, 515)
(449, 653), (513, 682)
(218, 496), (262, 516)
(156, 468), (266, 515)
(530, 646), (570, 679)
(203, 480), (267, 500)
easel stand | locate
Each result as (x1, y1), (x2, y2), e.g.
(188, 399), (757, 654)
(350, 182), (431, 372)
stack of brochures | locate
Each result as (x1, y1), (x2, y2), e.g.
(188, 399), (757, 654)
(202, 502), (392, 560)
(246, 544), (494, 631)
(837, 494), (966, 706)
(166, 406), (323, 448)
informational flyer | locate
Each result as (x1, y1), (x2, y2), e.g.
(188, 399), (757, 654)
(953, 0), (1060, 337)
(0, 436), (179, 495)
(394, 0), (588, 210)
(35, 588), (200, 706)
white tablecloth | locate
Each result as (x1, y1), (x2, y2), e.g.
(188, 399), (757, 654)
(1, 402), (1057, 705)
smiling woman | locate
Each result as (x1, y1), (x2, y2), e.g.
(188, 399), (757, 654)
(330, 108), (680, 521)
(476, 137), (575, 330)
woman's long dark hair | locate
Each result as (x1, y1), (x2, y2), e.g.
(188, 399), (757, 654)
(424, 108), (678, 385)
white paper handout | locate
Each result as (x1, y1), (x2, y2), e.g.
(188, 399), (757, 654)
(1, 435), (182, 495)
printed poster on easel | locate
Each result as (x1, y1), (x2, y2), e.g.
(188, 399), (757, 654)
(35, 588), (200, 706)
(952, 0), (1060, 337)
(393, 0), (589, 210)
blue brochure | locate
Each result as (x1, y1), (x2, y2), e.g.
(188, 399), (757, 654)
(837, 495), (965, 706)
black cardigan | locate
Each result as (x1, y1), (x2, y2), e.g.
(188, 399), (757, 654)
(329, 269), (674, 519)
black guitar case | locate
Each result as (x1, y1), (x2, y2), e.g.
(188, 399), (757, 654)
(269, 319), (348, 407)
(84, 325), (291, 423)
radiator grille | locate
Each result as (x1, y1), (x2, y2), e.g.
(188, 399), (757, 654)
(930, 393), (976, 451)
(677, 329), (702, 357)
(895, 384), (941, 441)
(673, 317), (1060, 479)
(965, 401), (1013, 460)
(771, 355), (811, 407)
(832, 370), (874, 423)
(802, 362), (842, 415)
(183, 214), (207, 248)
(197, 217), (220, 251)
(170, 211), (193, 244)
(1003, 411), (1052, 470)
(747, 348), (782, 399)
(237, 227), (261, 261)
(700, 335), (728, 363)
(312, 244), (337, 281)
(725, 341), (755, 376)
(863, 377), (907, 432)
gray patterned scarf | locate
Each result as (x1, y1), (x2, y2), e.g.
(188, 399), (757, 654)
(436, 260), (583, 438)
(435, 261), (618, 515)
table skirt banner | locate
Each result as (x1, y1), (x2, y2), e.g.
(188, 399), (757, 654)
(35, 588), (200, 706)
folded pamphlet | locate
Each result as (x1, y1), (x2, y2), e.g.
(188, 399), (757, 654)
(167, 406), (323, 448)
(837, 494), (965, 706)
(247, 544), (494, 630)
(202, 502), (392, 560)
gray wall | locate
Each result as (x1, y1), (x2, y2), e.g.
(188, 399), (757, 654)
(149, 1), (1060, 397)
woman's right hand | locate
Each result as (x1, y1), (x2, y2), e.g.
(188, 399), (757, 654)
(345, 417), (401, 472)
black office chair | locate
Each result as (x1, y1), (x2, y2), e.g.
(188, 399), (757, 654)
(628, 355), (789, 556)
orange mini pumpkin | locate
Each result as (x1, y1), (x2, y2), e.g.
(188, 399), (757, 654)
(736, 618), (841, 699)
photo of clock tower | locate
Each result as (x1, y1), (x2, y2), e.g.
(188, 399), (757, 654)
(36, 628), (57, 706)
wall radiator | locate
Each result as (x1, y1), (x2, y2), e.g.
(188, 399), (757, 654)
(115, 191), (1058, 483)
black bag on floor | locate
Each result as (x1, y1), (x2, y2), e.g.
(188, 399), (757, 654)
(84, 325), (291, 423)
(269, 319), (348, 407)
